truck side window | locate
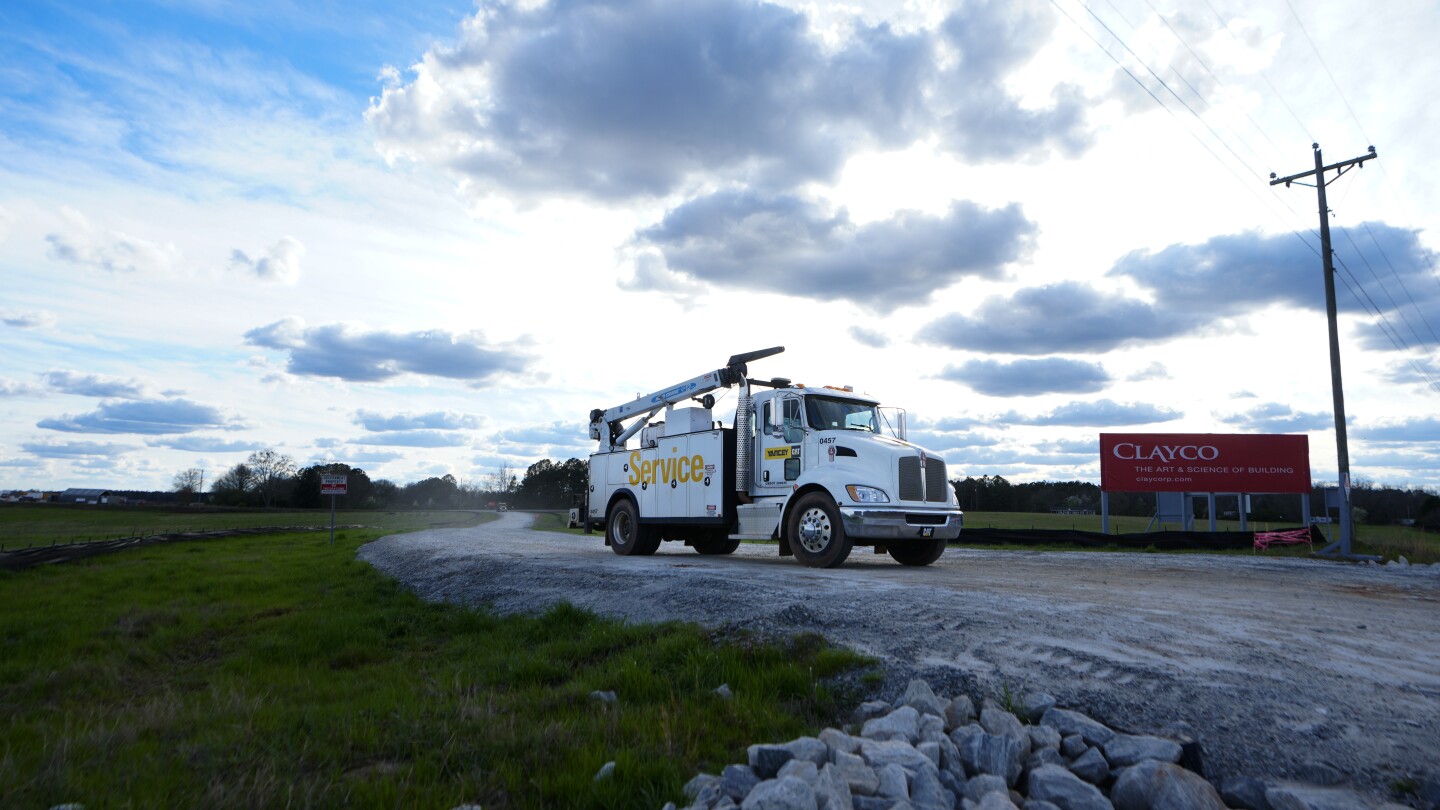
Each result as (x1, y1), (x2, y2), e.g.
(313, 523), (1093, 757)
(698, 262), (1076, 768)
(783, 399), (803, 443)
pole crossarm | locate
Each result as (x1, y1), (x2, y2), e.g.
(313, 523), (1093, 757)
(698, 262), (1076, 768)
(1270, 145), (1377, 187)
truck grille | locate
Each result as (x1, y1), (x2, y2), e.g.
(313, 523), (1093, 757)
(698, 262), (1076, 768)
(899, 456), (950, 503)
(898, 457), (922, 501)
(926, 459), (948, 502)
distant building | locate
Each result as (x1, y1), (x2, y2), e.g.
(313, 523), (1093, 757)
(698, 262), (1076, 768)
(56, 488), (117, 505)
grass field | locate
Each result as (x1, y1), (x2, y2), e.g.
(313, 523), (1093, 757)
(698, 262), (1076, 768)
(0, 511), (868, 808)
(0, 504), (488, 549)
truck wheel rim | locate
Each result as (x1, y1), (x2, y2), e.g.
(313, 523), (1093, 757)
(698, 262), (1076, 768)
(797, 508), (831, 553)
(613, 513), (632, 546)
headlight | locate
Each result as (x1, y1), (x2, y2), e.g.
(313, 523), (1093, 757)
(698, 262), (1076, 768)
(845, 485), (889, 503)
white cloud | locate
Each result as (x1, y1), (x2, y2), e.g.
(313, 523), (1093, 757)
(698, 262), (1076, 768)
(43, 370), (148, 399)
(44, 207), (183, 275)
(366, 0), (1092, 201)
(229, 236), (305, 284)
(1, 309), (58, 329)
(37, 398), (242, 435)
(244, 317), (534, 383)
(0, 206), (14, 242)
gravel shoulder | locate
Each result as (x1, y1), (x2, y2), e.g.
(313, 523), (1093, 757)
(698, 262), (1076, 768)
(359, 513), (1440, 803)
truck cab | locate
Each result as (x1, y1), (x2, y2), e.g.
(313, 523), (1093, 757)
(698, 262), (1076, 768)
(742, 384), (962, 565)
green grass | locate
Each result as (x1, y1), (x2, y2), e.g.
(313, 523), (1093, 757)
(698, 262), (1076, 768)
(0, 521), (867, 808)
(0, 504), (489, 549)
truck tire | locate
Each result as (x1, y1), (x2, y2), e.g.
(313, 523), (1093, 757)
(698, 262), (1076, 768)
(887, 537), (945, 566)
(787, 492), (852, 568)
(608, 499), (660, 556)
(692, 531), (740, 555)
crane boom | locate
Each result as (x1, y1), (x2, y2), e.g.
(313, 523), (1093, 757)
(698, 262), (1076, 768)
(588, 346), (783, 451)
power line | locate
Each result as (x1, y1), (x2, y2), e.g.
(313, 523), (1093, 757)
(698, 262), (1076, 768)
(1282, 0), (1372, 146)
(1201, 0), (1312, 141)
(1361, 221), (1440, 345)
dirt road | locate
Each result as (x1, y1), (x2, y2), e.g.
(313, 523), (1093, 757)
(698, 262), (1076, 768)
(359, 513), (1440, 802)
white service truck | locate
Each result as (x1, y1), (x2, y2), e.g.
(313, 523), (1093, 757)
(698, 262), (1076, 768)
(586, 347), (963, 568)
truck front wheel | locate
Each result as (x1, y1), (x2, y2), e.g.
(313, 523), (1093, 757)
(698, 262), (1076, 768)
(887, 537), (945, 566)
(608, 499), (660, 556)
(787, 492), (852, 568)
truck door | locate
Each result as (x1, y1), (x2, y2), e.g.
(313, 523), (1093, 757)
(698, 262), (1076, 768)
(758, 396), (804, 488)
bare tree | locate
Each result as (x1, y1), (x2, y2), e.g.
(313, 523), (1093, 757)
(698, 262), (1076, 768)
(172, 468), (204, 504)
(211, 463), (254, 506)
(247, 449), (297, 508)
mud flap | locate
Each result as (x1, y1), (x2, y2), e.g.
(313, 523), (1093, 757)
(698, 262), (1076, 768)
(775, 526), (792, 556)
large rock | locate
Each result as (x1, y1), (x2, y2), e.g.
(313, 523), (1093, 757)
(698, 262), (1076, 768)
(958, 731), (1025, 786)
(982, 707), (1032, 757)
(777, 759), (818, 783)
(909, 760), (954, 810)
(920, 713), (948, 745)
(1111, 760), (1226, 810)
(722, 764), (762, 801)
(946, 695), (978, 730)
(1103, 734), (1182, 767)
(835, 750), (880, 796)
(748, 744), (795, 779)
(747, 737), (828, 779)
(1024, 747), (1065, 775)
(1067, 748), (1109, 785)
(965, 774), (1012, 803)
(741, 776), (817, 810)
(820, 727), (861, 759)
(862, 738), (939, 774)
(685, 773), (722, 802)
(900, 678), (950, 719)
(1028, 725), (1062, 752)
(864, 706), (923, 743)
(876, 762), (911, 800)
(814, 763), (855, 810)
(1020, 692), (1058, 724)
(1027, 765), (1114, 810)
(1039, 709), (1116, 747)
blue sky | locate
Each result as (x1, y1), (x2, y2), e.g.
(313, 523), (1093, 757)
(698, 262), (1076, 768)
(2, 0), (1437, 493)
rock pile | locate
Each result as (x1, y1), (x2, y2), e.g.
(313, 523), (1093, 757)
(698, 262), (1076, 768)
(666, 679), (1405, 810)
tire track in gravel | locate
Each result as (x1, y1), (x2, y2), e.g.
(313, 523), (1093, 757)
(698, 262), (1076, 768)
(359, 513), (1440, 803)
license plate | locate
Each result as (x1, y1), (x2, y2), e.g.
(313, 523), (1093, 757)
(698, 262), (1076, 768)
(920, 527), (934, 538)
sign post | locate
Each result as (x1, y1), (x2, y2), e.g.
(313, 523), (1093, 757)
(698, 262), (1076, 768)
(321, 474), (348, 544)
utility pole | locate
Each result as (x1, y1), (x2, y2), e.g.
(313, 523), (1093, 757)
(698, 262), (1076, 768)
(1269, 143), (1377, 558)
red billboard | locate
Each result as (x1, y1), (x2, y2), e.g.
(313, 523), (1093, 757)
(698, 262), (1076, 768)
(1099, 433), (1310, 493)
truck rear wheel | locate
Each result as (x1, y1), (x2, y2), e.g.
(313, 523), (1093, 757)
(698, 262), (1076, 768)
(787, 492), (852, 568)
(887, 537), (945, 566)
(608, 499), (660, 556)
(692, 531), (740, 555)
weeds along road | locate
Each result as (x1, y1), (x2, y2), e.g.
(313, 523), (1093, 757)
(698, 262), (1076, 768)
(360, 512), (1440, 800)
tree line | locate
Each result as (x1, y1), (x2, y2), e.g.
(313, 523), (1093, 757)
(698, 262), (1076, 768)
(952, 474), (1440, 529)
(173, 452), (588, 511)
(170, 452), (1439, 529)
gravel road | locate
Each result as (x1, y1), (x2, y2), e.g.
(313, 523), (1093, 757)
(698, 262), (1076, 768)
(359, 513), (1440, 803)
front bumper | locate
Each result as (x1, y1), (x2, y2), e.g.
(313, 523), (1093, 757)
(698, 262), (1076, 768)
(839, 507), (964, 541)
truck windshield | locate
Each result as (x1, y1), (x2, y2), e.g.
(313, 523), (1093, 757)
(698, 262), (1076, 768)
(805, 395), (880, 433)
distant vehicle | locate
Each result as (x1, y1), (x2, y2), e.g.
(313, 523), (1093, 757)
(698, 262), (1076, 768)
(497, 503), (508, 512)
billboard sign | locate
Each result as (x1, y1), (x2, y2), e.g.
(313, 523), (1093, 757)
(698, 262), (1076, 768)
(1099, 433), (1310, 493)
(320, 474), (348, 495)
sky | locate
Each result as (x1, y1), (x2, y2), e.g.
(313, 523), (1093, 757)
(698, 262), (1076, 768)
(2, 0), (1438, 494)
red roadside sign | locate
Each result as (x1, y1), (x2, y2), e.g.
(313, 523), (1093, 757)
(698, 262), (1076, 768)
(321, 474), (348, 495)
(1099, 433), (1310, 493)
